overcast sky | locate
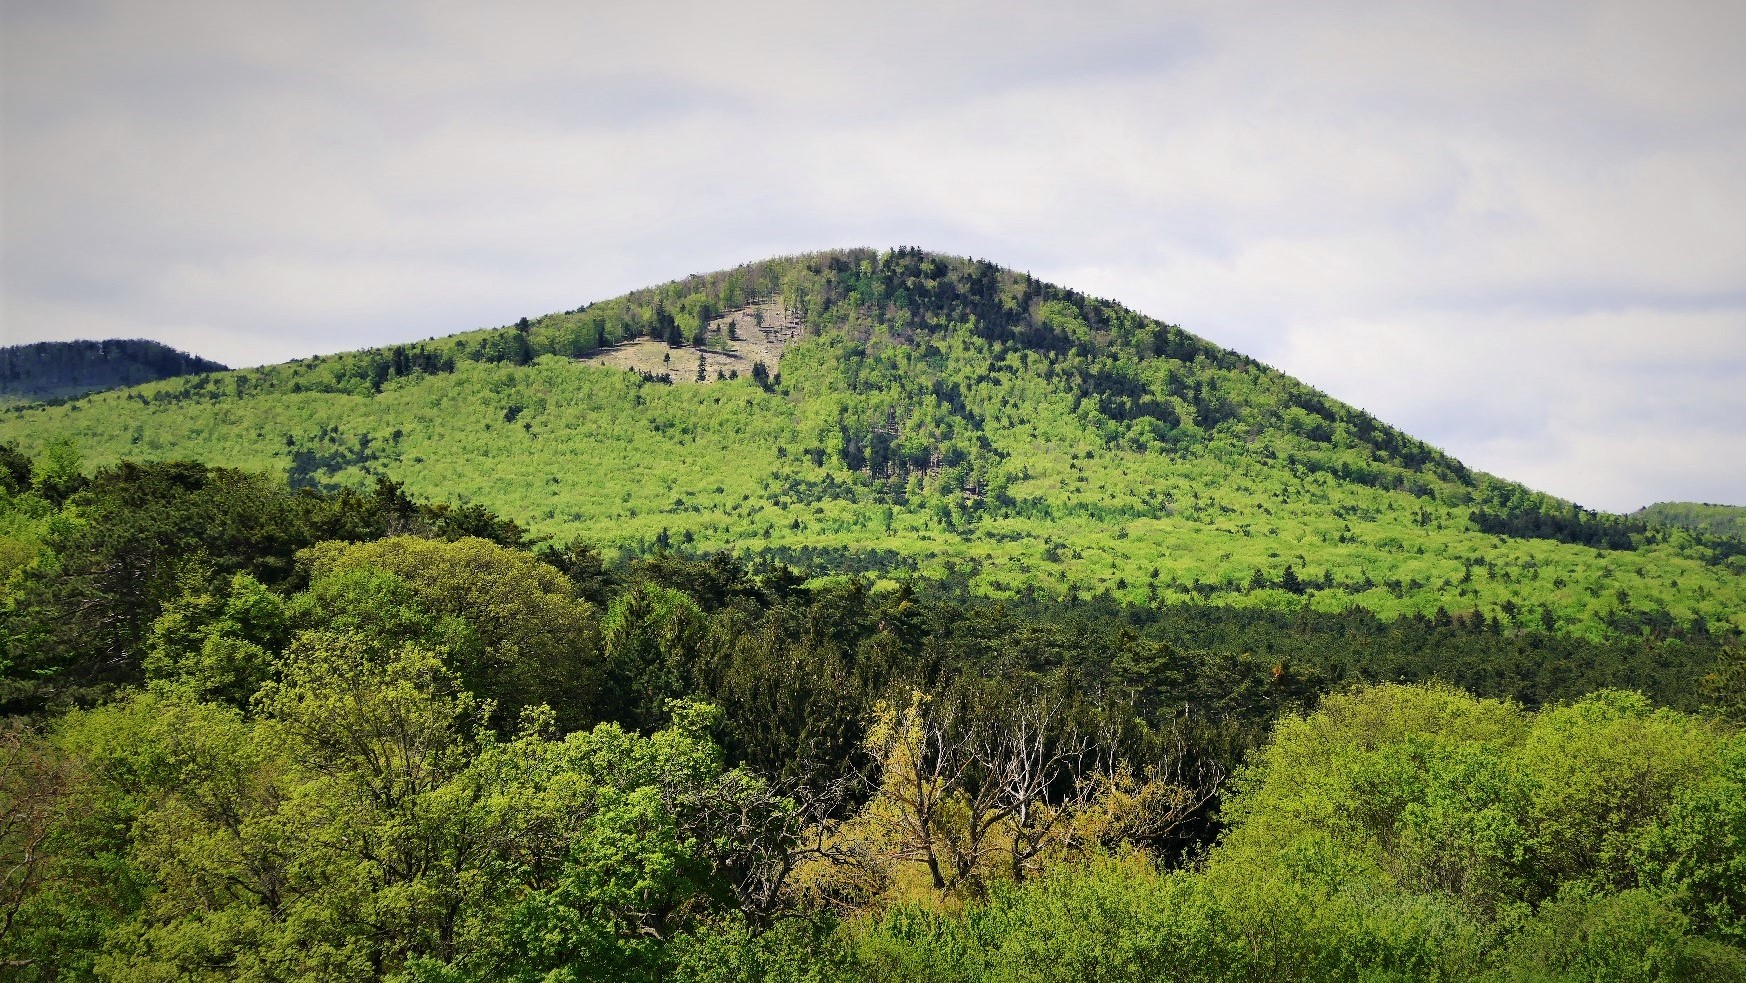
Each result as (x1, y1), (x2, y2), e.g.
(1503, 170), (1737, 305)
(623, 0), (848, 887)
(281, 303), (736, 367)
(3, 0), (1743, 512)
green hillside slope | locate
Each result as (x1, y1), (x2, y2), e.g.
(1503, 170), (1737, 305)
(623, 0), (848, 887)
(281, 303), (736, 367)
(0, 338), (228, 404)
(3, 248), (1741, 635)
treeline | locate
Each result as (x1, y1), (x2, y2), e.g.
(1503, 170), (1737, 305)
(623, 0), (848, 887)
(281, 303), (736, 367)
(1471, 504), (1645, 551)
(0, 339), (228, 403)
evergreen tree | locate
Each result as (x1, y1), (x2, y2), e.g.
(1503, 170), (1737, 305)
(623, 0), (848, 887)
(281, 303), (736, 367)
(1281, 565), (1303, 594)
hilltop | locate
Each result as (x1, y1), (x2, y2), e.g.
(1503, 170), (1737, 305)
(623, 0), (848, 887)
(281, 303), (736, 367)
(0, 338), (228, 404)
(3, 248), (1742, 636)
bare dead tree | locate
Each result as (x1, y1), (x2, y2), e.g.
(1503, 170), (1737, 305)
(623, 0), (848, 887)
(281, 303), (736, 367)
(875, 692), (971, 892)
(979, 692), (1098, 884)
(842, 689), (1100, 898)
(1093, 708), (1231, 854)
(820, 689), (1233, 903)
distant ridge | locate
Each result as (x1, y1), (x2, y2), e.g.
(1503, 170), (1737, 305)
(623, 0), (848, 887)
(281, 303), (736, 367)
(1, 339), (228, 403)
(1634, 502), (1746, 540)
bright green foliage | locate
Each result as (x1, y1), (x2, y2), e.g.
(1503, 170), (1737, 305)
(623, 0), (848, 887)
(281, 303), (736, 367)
(1216, 685), (1732, 914)
(30, 439), (84, 504)
(1349, 736), (1537, 912)
(666, 917), (852, 983)
(1, 700), (161, 981)
(3, 250), (1741, 636)
(1634, 747), (1746, 943)
(143, 572), (289, 704)
(4, 641), (802, 981)
(1493, 886), (1746, 982)
(0, 483), (72, 607)
(447, 701), (767, 983)
(297, 536), (604, 730)
(285, 565), (475, 653)
(89, 641), (490, 980)
(852, 853), (1489, 983)
(1512, 691), (1729, 894)
(854, 684), (1746, 981)
(1214, 684), (1527, 875)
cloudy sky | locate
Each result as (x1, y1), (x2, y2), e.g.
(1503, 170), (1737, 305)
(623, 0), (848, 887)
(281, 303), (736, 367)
(3, 0), (1743, 511)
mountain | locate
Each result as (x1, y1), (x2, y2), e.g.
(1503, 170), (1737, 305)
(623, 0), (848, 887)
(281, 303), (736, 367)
(1635, 502), (1746, 540)
(2, 248), (1741, 636)
(0, 339), (228, 404)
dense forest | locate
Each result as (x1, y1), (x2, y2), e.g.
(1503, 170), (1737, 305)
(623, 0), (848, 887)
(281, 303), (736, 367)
(3, 250), (1743, 639)
(3, 250), (1745, 979)
(3, 447), (1745, 980)
(0, 340), (228, 404)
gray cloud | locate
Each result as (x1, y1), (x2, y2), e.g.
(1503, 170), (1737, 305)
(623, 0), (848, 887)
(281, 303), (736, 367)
(3, 0), (1743, 511)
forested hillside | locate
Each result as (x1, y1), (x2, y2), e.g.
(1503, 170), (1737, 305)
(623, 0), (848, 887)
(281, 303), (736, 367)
(0, 339), (228, 404)
(1637, 502), (1746, 540)
(2, 448), (1744, 980)
(3, 250), (1741, 639)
